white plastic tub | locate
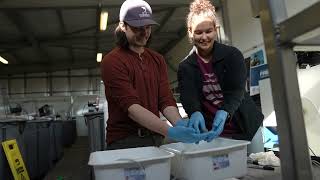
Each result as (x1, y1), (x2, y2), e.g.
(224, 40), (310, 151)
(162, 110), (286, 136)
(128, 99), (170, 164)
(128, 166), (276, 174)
(161, 138), (250, 180)
(88, 146), (174, 180)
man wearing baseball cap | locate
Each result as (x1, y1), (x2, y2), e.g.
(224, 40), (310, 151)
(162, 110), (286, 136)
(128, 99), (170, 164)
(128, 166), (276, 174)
(101, 0), (209, 150)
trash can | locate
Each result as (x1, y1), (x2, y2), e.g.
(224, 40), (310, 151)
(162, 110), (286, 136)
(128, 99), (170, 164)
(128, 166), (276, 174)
(50, 120), (63, 162)
(84, 112), (105, 152)
(62, 119), (77, 147)
(37, 120), (52, 177)
(0, 120), (26, 180)
(23, 121), (38, 179)
(0, 123), (4, 180)
(24, 119), (53, 179)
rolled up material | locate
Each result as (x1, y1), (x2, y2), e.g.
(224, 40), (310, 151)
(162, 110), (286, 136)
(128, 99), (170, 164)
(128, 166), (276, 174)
(301, 97), (320, 156)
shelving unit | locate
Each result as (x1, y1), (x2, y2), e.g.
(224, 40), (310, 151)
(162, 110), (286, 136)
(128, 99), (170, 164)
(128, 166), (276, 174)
(253, 0), (320, 179)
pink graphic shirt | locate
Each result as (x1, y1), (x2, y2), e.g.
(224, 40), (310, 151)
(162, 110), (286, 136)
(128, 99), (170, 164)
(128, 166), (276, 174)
(196, 55), (224, 126)
(196, 54), (240, 135)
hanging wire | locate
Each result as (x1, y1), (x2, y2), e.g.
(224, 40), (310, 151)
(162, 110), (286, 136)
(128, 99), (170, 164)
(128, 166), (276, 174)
(309, 146), (317, 157)
(312, 160), (320, 168)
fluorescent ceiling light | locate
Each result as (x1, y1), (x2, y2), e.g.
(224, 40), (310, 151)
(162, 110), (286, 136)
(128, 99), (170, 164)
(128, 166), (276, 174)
(97, 53), (102, 62)
(0, 56), (8, 64)
(100, 11), (108, 31)
(293, 45), (320, 52)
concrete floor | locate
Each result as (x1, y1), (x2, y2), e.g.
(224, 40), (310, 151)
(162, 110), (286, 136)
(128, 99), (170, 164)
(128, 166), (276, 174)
(44, 137), (91, 180)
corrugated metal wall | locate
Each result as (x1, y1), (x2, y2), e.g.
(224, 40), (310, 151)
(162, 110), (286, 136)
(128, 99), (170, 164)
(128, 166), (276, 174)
(0, 68), (102, 98)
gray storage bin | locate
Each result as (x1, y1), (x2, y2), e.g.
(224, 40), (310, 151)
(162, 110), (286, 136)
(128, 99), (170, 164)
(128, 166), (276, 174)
(0, 121), (26, 180)
(84, 112), (105, 152)
(0, 125), (3, 180)
(37, 121), (52, 177)
(49, 121), (55, 164)
(62, 120), (77, 147)
(0, 123), (11, 180)
(24, 120), (54, 179)
(23, 122), (38, 179)
(51, 120), (63, 162)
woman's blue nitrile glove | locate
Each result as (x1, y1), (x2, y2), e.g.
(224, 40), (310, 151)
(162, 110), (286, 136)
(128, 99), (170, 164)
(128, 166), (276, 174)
(168, 126), (208, 143)
(189, 111), (208, 134)
(175, 119), (189, 127)
(205, 110), (229, 142)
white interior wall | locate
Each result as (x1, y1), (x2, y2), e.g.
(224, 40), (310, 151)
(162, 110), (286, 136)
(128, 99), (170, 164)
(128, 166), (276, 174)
(226, 0), (264, 53)
(259, 78), (276, 127)
(0, 83), (8, 116)
(284, 0), (319, 19)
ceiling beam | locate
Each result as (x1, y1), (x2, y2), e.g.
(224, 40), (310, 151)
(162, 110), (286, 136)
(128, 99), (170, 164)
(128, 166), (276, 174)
(60, 7), (169, 37)
(0, 60), (99, 75)
(4, 12), (52, 62)
(0, 33), (180, 47)
(154, 8), (176, 34)
(0, 1), (190, 10)
(47, 44), (114, 54)
(159, 26), (187, 73)
(56, 9), (66, 35)
(0, 7), (180, 55)
(160, 26), (187, 55)
(56, 9), (75, 63)
(45, 44), (97, 51)
(63, 25), (96, 36)
(8, 52), (21, 64)
(0, 45), (26, 55)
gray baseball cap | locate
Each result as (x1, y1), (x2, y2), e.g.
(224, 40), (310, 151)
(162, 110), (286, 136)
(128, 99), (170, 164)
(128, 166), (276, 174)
(119, 0), (159, 27)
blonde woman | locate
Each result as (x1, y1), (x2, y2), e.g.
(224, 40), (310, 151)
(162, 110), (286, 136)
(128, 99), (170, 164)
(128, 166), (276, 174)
(178, 0), (264, 142)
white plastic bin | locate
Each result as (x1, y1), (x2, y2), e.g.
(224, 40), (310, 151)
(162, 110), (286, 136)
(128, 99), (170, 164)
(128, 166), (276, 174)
(88, 146), (174, 180)
(160, 138), (250, 180)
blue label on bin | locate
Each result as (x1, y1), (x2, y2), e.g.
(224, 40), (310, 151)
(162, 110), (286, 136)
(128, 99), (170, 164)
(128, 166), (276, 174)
(212, 154), (230, 171)
(124, 167), (146, 180)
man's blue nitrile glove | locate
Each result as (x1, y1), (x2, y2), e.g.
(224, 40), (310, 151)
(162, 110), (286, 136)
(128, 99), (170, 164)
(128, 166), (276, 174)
(168, 126), (208, 143)
(175, 119), (189, 127)
(205, 110), (229, 142)
(188, 111), (208, 134)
